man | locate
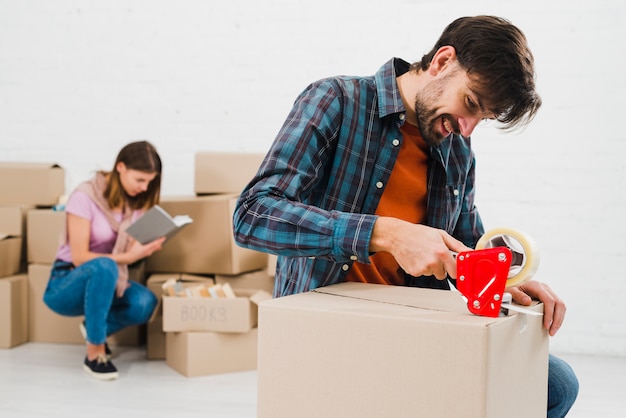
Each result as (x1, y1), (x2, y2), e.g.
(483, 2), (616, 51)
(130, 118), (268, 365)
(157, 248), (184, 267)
(233, 15), (578, 417)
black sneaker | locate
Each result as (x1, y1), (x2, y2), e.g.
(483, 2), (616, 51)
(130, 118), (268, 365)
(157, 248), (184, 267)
(83, 355), (119, 380)
(79, 321), (112, 359)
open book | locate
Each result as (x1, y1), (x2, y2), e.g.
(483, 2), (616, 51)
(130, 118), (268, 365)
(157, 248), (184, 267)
(125, 205), (193, 244)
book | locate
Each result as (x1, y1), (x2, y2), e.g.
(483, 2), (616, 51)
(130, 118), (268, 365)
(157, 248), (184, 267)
(125, 205), (193, 245)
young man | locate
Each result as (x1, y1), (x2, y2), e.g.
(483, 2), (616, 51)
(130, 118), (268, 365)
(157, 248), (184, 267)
(234, 15), (578, 417)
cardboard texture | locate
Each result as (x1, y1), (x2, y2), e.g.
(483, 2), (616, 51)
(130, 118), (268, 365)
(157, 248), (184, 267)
(145, 195), (267, 275)
(0, 236), (22, 277)
(26, 209), (65, 264)
(146, 273), (215, 360)
(163, 288), (270, 333)
(0, 274), (28, 348)
(28, 263), (143, 346)
(0, 205), (30, 236)
(266, 253), (277, 278)
(0, 205), (33, 273)
(258, 282), (549, 418)
(166, 328), (258, 377)
(194, 152), (265, 194)
(215, 267), (275, 294)
(0, 162), (65, 206)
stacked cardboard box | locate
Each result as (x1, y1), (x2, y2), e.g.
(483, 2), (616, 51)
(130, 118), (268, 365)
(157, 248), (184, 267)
(0, 163), (65, 349)
(145, 151), (273, 377)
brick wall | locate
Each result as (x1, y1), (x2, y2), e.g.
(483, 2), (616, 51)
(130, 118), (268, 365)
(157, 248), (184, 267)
(1, 0), (624, 356)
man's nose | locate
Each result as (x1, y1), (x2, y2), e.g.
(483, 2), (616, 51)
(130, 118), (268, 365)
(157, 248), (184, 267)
(458, 116), (481, 137)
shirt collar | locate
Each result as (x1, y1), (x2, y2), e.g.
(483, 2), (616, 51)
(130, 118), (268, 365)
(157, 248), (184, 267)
(375, 58), (410, 119)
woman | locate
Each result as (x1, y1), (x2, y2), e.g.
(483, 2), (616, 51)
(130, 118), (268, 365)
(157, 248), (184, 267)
(43, 141), (165, 380)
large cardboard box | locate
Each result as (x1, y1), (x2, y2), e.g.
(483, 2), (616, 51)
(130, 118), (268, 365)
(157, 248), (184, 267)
(0, 162), (65, 206)
(0, 205), (32, 273)
(27, 209), (65, 264)
(28, 263), (144, 346)
(215, 267), (274, 295)
(194, 151), (265, 195)
(0, 236), (22, 278)
(166, 328), (258, 377)
(146, 273), (215, 360)
(258, 282), (549, 418)
(146, 195), (267, 275)
(163, 288), (270, 333)
(0, 274), (28, 348)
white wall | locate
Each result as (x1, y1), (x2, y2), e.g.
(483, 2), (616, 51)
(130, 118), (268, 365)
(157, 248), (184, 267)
(1, 0), (624, 357)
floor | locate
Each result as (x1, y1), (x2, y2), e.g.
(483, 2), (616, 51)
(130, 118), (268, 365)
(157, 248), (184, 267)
(0, 343), (624, 417)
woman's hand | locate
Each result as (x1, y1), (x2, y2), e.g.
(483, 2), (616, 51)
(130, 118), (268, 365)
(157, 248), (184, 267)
(125, 236), (166, 264)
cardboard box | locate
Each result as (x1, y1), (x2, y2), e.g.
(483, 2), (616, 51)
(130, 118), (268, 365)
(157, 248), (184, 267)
(0, 162), (65, 206)
(27, 209), (65, 264)
(258, 282), (549, 418)
(194, 152), (265, 195)
(146, 273), (215, 360)
(0, 205), (32, 273)
(0, 236), (22, 278)
(267, 253), (277, 278)
(166, 328), (258, 377)
(163, 288), (270, 333)
(28, 263), (144, 346)
(146, 195), (268, 275)
(0, 205), (30, 236)
(0, 274), (28, 348)
(215, 267), (274, 294)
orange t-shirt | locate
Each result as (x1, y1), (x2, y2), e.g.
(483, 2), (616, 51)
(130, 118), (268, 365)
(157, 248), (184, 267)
(346, 122), (429, 285)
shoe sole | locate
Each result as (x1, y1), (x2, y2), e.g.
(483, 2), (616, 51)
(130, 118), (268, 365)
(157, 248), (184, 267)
(83, 364), (119, 381)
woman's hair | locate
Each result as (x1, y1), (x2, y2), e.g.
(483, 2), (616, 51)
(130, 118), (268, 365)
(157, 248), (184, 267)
(411, 15), (542, 130)
(103, 140), (162, 210)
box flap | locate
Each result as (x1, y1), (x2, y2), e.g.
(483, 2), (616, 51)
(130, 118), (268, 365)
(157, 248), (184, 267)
(313, 282), (471, 315)
(248, 290), (272, 306)
(0, 162), (61, 169)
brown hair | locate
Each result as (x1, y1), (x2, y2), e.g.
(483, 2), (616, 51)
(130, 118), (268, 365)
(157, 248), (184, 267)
(411, 15), (541, 130)
(103, 140), (162, 210)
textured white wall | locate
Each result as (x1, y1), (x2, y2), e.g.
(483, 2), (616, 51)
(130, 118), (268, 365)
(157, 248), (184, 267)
(1, 0), (625, 356)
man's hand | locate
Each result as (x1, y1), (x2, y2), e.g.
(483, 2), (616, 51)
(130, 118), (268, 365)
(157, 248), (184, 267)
(370, 217), (471, 280)
(506, 280), (565, 336)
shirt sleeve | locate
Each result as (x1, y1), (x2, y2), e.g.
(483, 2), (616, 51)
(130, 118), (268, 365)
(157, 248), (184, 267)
(233, 80), (376, 263)
(65, 190), (95, 221)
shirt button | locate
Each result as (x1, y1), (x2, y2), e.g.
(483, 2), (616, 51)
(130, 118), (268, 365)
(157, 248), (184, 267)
(376, 181), (384, 189)
(350, 255), (358, 261)
(342, 264), (350, 271)
(399, 113), (405, 121)
(453, 189), (459, 196)
(392, 139), (400, 146)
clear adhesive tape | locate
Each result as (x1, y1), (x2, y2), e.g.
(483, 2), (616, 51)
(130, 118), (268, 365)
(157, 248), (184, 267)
(475, 227), (540, 287)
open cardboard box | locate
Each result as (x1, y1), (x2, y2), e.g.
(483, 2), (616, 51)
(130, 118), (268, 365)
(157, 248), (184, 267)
(257, 282), (548, 418)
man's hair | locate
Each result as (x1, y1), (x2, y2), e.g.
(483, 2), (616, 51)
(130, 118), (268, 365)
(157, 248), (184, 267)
(103, 140), (162, 210)
(411, 15), (541, 130)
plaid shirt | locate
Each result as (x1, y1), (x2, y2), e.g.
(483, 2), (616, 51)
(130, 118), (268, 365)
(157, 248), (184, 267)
(234, 58), (484, 297)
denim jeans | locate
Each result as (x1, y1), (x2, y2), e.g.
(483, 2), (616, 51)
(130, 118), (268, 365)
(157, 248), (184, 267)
(43, 257), (157, 345)
(548, 354), (579, 418)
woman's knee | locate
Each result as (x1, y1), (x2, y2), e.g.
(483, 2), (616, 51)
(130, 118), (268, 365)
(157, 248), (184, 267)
(85, 257), (118, 283)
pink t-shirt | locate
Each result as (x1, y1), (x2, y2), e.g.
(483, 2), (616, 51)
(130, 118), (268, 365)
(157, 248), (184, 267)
(55, 190), (143, 263)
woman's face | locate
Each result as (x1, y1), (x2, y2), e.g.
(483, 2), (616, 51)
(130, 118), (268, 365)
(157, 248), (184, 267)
(116, 162), (158, 197)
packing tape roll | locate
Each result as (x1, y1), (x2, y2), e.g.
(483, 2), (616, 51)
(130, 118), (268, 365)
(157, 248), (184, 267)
(475, 227), (539, 287)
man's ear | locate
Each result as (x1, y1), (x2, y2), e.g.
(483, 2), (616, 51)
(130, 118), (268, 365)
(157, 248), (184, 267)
(428, 45), (457, 76)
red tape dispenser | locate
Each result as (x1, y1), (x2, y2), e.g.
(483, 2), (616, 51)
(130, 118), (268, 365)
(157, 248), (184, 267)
(455, 247), (512, 318)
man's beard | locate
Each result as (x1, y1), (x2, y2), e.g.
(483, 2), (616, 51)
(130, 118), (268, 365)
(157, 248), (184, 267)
(413, 75), (458, 147)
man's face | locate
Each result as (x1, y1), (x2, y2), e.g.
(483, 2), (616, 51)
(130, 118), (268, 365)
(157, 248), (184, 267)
(414, 67), (493, 146)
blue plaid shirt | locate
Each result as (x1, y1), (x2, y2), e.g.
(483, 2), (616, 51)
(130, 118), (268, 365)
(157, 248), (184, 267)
(234, 58), (484, 297)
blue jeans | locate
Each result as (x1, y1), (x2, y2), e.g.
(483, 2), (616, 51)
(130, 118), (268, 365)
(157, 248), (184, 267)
(43, 257), (157, 345)
(548, 354), (579, 418)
